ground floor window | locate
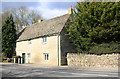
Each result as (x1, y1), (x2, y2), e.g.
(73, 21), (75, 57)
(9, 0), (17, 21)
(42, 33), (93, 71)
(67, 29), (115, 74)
(43, 53), (49, 60)
(27, 53), (31, 58)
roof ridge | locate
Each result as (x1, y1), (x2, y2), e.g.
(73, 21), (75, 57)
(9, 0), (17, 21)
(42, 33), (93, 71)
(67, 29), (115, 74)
(33, 14), (70, 26)
(26, 14), (70, 28)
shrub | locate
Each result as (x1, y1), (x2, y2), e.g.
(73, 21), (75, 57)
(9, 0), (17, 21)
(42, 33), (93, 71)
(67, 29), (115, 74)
(89, 42), (120, 54)
(2, 60), (8, 63)
(12, 56), (21, 58)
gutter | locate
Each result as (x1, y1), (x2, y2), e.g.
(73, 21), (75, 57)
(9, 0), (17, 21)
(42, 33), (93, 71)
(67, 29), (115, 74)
(17, 33), (59, 42)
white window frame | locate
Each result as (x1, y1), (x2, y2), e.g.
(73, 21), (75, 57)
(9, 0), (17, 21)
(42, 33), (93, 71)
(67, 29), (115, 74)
(42, 37), (47, 43)
(28, 40), (32, 44)
(43, 53), (49, 60)
(27, 53), (31, 59)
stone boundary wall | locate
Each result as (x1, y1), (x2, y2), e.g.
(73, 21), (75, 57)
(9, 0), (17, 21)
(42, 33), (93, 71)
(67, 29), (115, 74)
(67, 53), (119, 67)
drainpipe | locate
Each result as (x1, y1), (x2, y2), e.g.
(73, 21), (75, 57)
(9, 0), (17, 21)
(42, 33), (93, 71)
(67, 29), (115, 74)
(58, 34), (61, 66)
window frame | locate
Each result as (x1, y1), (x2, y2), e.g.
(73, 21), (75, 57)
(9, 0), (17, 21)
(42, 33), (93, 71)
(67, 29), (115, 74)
(43, 53), (49, 61)
(27, 53), (31, 58)
(42, 36), (47, 43)
(28, 40), (32, 44)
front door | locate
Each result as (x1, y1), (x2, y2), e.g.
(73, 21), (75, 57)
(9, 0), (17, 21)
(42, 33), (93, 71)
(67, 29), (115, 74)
(22, 53), (25, 64)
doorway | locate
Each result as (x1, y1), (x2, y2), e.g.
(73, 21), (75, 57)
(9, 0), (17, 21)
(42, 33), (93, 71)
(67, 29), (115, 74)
(22, 53), (25, 64)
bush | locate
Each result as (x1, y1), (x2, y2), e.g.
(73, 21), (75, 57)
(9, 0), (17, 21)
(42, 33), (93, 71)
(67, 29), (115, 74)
(2, 58), (13, 62)
(12, 56), (21, 58)
(89, 42), (120, 54)
(2, 59), (8, 63)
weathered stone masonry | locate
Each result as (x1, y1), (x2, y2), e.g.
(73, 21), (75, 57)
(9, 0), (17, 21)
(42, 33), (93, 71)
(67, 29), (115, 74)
(67, 53), (119, 67)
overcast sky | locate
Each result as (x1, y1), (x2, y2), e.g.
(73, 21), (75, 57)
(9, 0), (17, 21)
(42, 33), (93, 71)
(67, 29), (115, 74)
(2, 2), (76, 19)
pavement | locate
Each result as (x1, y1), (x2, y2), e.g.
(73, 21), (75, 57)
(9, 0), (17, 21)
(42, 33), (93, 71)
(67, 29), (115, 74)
(0, 62), (119, 78)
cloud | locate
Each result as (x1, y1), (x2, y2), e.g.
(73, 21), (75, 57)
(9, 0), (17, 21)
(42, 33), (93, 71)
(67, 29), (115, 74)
(30, 2), (68, 19)
(38, 7), (68, 19)
(2, 2), (74, 19)
(2, 0), (81, 2)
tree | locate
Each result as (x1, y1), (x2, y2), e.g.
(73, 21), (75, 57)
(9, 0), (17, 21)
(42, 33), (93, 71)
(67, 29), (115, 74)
(66, 2), (120, 53)
(1, 6), (43, 33)
(2, 15), (17, 58)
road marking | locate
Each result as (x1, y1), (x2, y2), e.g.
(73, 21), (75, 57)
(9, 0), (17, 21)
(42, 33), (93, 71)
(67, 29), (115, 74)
(71, 73), (101, 76)
(97, 75), (109, 77)
(50, 71), (68, 73)
(50, 71), (109, 76)
(50, 71), (99, 76)
(58, 72), (68, 73)
(98, 74), (118, 77)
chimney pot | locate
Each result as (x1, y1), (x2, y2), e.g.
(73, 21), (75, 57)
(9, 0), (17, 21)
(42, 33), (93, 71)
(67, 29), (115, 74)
(68, 5), (73, 14)
(38, 20), (43, 23)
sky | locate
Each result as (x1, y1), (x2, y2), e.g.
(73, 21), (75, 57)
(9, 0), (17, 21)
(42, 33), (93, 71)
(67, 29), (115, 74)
(2, 2), (76, 19)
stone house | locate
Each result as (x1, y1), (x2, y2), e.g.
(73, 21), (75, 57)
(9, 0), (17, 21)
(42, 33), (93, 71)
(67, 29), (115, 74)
(16, 7), (76, 66)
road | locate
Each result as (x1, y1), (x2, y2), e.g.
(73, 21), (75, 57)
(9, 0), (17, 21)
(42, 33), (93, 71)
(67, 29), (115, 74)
(0, 63), (119, 78)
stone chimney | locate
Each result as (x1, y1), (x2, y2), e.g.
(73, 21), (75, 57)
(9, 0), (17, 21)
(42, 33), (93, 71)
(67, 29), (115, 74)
(68, 5), (73, 14)
(38, 20), (43, 23)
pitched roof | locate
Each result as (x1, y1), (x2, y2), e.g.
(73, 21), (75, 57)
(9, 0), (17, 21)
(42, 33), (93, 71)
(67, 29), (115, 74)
(17, 14), (70, 41)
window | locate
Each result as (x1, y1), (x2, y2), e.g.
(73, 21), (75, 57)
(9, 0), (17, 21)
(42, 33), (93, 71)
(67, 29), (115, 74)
(43, 37), (47, 43)
(28, 40), (32, 44)
(43, 53), (49, 60)
(27, 53), (31, 58)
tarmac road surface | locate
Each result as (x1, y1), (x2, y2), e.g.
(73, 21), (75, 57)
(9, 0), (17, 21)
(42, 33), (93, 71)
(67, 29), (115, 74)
(0, 63), (119, 79)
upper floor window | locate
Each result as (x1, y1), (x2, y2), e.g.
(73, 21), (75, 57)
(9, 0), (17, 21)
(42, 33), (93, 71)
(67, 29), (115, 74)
(43, 37), (47, 43)
(28, 40), (32, 44)
(27, 53), (31, 58)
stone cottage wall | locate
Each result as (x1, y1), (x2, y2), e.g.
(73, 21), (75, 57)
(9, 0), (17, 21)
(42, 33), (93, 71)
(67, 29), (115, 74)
(67, 53), (119, 67)
(60, 27), (76, 65)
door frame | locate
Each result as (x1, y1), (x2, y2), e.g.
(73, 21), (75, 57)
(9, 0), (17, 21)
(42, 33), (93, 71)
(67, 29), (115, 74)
(22, 53), (26, 64)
